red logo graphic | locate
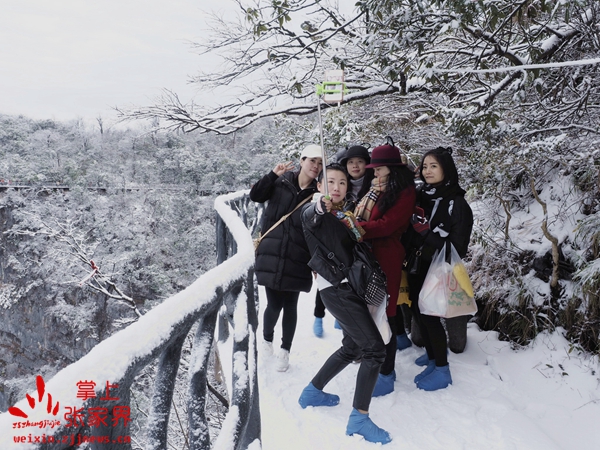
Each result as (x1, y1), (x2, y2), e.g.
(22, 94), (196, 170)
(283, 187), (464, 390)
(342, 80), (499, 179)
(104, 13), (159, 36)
(8, 376), (60, 419)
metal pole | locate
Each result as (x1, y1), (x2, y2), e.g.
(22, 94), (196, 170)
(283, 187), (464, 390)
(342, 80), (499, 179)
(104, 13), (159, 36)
(316, 96), (329, 197)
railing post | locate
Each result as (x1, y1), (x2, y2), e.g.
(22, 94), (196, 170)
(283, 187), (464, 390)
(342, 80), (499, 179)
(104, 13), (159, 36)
(188, 298), (220, 449)
(146, 332), (189, 450)
(234, 267), (261, 449)
(89, 380), (133, 450)
(216, 213), (230, 343)
(216, 212), (228, 265)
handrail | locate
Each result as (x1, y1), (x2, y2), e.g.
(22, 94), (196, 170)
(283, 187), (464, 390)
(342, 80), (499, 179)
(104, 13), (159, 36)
(0, 190), (261, 450)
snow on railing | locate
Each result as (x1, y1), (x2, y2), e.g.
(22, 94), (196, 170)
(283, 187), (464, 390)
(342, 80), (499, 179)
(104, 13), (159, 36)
(0, 190), (261, 450)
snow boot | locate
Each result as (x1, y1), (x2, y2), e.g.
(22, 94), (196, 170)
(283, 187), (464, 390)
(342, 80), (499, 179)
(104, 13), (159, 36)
(372, 370), (395, 397)
(417, 365), (452, 391)
(413, 360), (435, 383)
(313, 317), (324, 338)
(346, 408), (392, 444)
(276, 349), (290, 372)
(298, 383), (340, 409)
(396, 333), (412, 351)
(334, 319), (342, 330)
(261, 340), (274, 357)
(415, 353), (429, 366)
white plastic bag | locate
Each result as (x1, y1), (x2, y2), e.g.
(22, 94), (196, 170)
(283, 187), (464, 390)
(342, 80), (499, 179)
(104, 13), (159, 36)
(368, 300), (392, 344)
(418, 243), (477, 318)
(446, 244), (477, 317)
(418, 246), (452, 316)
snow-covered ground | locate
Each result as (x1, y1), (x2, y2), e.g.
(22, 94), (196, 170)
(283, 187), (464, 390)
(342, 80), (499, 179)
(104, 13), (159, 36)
(256, 285), (600, 450)
(3, 270), (598, 449)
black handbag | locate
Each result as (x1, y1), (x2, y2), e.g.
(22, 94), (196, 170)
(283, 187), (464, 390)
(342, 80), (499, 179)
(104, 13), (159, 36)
(403, 246), (423, 275)
(346, 242), (388, 307)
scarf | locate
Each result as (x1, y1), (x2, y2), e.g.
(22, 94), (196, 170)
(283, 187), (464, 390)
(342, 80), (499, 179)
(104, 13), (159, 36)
(348, 177), (364, 202)
(354, 176), (387, 222)
(332, 210), (366, 242)
(331, 200), (345, 212)
(420, 181), (463, 222)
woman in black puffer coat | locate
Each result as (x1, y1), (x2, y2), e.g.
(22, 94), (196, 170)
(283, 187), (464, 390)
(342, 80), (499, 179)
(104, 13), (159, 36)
(250, 144), (322, 372)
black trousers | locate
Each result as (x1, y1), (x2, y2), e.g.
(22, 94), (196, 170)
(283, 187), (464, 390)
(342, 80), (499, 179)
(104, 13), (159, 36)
(263, 287), (300, 351)
(311, 284), (385, 411)
(408, 272), (448, 367)
(314, 289), (326, 318)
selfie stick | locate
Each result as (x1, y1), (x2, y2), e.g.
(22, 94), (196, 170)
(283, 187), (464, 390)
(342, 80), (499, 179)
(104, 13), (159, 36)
(316, 70), (346, 198)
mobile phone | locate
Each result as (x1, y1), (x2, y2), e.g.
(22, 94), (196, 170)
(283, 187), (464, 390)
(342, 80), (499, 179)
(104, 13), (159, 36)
(414, 206), (425, 222)
(323, 70), (344, 104)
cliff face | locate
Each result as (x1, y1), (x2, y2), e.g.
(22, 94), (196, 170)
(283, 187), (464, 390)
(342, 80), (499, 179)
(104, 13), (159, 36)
(0, 180), (217, 412)
(0, 195), (134, 412)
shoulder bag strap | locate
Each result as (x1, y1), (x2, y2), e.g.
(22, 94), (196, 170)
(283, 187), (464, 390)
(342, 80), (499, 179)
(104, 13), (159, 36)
(256, 194), (313, 244)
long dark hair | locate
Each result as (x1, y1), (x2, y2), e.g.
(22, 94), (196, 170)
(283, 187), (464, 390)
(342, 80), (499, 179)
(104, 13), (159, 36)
(356, 169), (375, 200)
(378, 165), (415, 215)
(419, 147), (459, 187)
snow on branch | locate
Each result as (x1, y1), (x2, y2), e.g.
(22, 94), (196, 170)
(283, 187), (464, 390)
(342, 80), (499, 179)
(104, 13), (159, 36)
(119, 83), (398, 134)
(433, 57), (600, 75)
(118, 0), (599, 136)
(8, 213), (143, 317)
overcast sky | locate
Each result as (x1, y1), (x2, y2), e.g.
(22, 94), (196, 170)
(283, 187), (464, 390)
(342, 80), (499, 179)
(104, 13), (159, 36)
(0, 0), (229, 124)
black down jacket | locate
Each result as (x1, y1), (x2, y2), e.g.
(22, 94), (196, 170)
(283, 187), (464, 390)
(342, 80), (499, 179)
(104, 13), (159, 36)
(250, 170), (317, 292)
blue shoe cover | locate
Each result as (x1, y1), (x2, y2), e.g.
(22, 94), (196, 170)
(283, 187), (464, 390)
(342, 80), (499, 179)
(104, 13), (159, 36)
(334, 319), (342, 330)
(313, 317), (323, 338)
(372, 371), (395, 397)
(396, 333), (412, 351)
(416, 349), (448, 365)
(298, 383), (340, 409)
(417, 365), (453, 391)
(346, 408), (392, 444)
(413, 360), (435, 383)
(415, 353), (429, 366)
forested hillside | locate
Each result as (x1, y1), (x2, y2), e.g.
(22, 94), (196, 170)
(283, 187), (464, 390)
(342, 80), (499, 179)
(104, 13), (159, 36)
(0, 113), (301, 411)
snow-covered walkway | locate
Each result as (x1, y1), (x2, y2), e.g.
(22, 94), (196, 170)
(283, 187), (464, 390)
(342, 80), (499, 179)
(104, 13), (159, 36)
(257, 285), (600, 450)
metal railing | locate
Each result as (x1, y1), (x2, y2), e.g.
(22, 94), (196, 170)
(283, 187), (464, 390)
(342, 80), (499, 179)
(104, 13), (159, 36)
(0, 190), (263, 450)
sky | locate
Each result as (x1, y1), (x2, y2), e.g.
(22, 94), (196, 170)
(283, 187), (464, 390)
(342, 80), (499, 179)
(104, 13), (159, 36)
(0, 0), (229, 124)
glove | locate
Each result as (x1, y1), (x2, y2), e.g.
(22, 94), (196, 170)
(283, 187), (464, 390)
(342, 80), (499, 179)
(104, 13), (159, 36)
(315, 194), (329, 215)
(319, 195), (329, 213)
(411, 213), (430, 236)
